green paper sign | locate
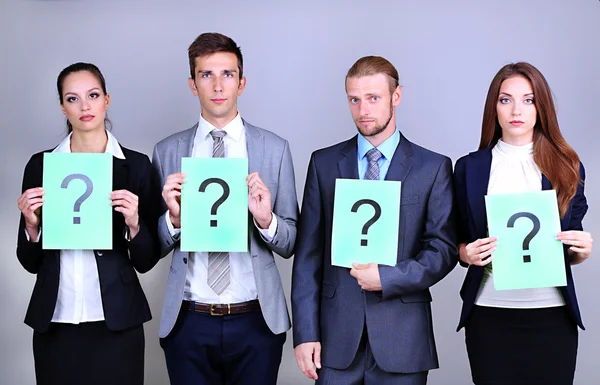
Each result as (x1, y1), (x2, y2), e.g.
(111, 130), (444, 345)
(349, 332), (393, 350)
(42, 153), (113, 250)
(331, 179), (401, 268)
(485, 190), (566, 290)
(181, 158), (249, 252)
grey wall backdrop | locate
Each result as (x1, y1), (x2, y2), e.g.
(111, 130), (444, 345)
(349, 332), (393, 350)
(1, 0), (598, 384)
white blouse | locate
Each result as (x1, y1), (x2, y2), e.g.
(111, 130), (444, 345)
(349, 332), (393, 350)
(474, 139), (565, 309)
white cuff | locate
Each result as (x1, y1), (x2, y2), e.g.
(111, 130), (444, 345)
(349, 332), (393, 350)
(24, 227), (41, 243)
(165, 212), (181, 238)
(255, 213), (277, 242)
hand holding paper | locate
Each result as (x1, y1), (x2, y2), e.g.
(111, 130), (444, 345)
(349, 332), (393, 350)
(350, 262), (382, 291)
(246, 172), (272, 229)
(17, 187), (45, 241)
(162, 172), (185, 229)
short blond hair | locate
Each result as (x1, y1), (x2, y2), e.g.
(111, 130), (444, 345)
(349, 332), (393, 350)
(346, 56), (399, 94)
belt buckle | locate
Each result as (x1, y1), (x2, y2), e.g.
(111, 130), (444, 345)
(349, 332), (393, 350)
(210, 303), (231, 316)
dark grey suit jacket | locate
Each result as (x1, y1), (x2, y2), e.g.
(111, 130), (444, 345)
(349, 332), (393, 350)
(292, 133), (458, 373)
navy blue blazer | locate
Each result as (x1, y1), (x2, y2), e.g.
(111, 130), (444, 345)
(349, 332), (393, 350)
(454, 148), (588, 331)
(292, 134), (458, 373)
(17, 146), (162, 333)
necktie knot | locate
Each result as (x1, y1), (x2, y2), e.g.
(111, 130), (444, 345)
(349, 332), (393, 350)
(210, 129), (227, 140)
(366, 148), (382, 163)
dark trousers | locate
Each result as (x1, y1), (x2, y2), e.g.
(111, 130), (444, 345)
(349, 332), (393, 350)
(160, 303), (286, 385)
(466, 305), (578, 385)
(33, 321), (144, 385)
(317, 327), (428, 385)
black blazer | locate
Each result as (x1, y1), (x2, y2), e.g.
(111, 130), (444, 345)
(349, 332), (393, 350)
(17, 145), (162, 333)
(454, 148), (588, 331)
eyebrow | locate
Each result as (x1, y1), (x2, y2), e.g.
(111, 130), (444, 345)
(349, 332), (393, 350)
(64, 87), (100, 96)
(499, 92), (534, 97)
(347, 92), (381, 99)
(197, 69), (238, 75)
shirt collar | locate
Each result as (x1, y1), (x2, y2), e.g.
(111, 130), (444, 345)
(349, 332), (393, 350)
(52, 129), (126, 159)
(357, 128), (400, 162)
(196, 112), (244, 143)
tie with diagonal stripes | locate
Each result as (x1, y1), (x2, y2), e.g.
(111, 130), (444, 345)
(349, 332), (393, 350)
(364, 148), (382, 180)
(207, 129), (230, 295)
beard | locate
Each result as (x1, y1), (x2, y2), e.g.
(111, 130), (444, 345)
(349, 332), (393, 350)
(355, 102), (394, 138)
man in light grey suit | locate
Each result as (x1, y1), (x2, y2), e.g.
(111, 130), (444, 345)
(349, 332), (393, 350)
(152, 32), (298, 385)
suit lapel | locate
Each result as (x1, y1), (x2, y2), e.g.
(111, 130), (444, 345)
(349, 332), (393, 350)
(244, 121), (264, 175)
(466, 149), (492, 238)
(384, 133), (413, 182)
(176, 124), (197, 172)
(337, 136), (359, 179)
(113, 156), (130, 192)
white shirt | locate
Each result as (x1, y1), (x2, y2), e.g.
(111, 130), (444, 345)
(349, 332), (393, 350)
(31, 130), (126, 323)
(166, 113), (277, 304)
(475, 139), (565, 308)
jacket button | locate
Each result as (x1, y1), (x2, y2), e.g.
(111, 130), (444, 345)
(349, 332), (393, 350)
(183, 257), (187, 264)
(97, 251), (103, 257)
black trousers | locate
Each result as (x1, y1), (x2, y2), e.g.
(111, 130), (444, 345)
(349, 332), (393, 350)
(160, 303), (286, 385)
(33, 321), (144, 385)
(465, 305), (578, 385)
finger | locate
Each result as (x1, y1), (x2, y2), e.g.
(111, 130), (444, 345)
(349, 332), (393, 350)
(475, 241), (498, 255)
(246, 172), (256, 184)
(20, 197), (45, 211)
(569, 246), (590, 254)
(19, 188), (45, 205)
(352, 263), (370, 270)
(480, 255), (493, 266)
(29, 202), (43, 213)
(111, 190), (139, 201)
(110, 199), (132, 208)
(478, 247), (496, 261)
(314, 344), (322, 369)
(349, 268), (358, 278)
(560, 239), (587, 247)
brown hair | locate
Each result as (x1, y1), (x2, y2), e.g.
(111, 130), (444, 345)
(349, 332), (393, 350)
(346, 56), (399, 94)
(479, 62), (581, 217)
(188, 32), (243, 80)
(57, 62), (112, 133)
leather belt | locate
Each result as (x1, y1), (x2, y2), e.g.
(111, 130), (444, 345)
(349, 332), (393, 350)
(183, 300), (261, 316)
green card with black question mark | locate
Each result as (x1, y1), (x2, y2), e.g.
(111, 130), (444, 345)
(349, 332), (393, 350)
(331, 179), (401, 268)
(181, 157), (249, 252)
(485, 190), (566, 290)
(42, 153), (113, 250)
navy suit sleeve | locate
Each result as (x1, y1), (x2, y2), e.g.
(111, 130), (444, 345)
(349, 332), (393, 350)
(16, 154), (45, 274)
(379, 157), (459, 299)
(568, 162), (588, 231)
(453, 157), (471, 268)
(291, 153), (324, 346)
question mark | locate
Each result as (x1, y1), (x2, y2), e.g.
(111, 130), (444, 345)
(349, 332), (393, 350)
(351, 199), (382, 246)
(61, 174), (94, 224)
(506, 212), (541, 263)
(199, 178), (230, 227)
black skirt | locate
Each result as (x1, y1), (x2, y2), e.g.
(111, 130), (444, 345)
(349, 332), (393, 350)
(465, 305), (578, 385)
(33, 321), (144, 385)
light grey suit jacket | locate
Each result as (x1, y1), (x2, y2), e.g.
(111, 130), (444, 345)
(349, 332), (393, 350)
(152, 120), (298, 338)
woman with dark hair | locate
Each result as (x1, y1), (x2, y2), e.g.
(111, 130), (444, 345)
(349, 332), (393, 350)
(454, 62), (593, 385)
(16, 62), (161, 385)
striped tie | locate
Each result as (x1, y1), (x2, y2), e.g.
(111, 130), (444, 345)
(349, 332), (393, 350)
(364, 148), (382, 180)
(207, 129), (230, 295)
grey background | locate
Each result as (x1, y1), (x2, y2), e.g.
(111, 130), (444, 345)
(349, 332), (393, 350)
(1, 0), (598, 384)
